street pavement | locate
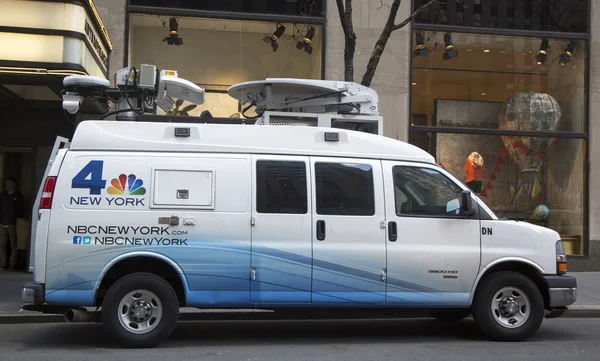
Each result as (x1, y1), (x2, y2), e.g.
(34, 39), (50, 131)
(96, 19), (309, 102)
(0, 318), (599, 360)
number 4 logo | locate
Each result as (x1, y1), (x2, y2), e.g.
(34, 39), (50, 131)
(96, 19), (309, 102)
(72, 160), (107, 195)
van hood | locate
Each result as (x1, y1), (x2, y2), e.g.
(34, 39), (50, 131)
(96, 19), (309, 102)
(499, 219), (560, 240)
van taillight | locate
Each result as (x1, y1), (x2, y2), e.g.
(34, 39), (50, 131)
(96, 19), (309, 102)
(40, 176), (57, 209)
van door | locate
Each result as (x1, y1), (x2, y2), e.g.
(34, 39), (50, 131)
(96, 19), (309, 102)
(310, 157), (386, 304)
(250, 155), (312, 304)
(382, 162), (481, 306)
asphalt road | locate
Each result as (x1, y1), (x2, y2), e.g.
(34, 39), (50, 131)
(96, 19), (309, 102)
(0, 318), (598, 361)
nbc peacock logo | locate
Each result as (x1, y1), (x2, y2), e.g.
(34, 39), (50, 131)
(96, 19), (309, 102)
(107, 174), (146, 196)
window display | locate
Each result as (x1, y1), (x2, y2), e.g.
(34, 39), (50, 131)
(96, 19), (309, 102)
(410, 30), (587, 256)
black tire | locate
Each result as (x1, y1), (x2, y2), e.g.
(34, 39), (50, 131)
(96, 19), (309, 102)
(101, 272), (180, 348)
(431, 308), (471, 322)
(472, 271), (544, 342)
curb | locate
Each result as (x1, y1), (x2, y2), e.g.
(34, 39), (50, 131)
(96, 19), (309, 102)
(1, 307), (599, 324)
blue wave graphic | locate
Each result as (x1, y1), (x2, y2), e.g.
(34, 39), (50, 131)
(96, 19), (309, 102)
(44, 238), (465, 307)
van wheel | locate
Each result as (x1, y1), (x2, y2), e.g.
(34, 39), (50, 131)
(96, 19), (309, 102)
(431, 309), (471, 322)
(101, 272), (179, 348)
(472, 271), (544, 342)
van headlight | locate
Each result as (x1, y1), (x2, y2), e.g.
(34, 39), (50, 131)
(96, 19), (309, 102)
(556, 240), (567, 274)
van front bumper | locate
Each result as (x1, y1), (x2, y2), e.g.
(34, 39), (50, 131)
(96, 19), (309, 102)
(543, 275), (577, 308)
(21, 281), (45, 306)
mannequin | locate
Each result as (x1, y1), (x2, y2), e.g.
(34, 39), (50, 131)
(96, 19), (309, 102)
(465, 152), (484, 193)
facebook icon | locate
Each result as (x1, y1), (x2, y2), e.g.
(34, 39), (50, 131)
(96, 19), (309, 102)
(73, 236), (82, 245)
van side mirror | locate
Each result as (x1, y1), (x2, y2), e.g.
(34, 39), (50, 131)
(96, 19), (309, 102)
(461, 190), (476, 217)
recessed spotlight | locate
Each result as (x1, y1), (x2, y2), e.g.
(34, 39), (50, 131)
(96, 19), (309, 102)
(500, 50), (506, 53)
(481, 92), (487, 96)
(412, 82), (417, 86)
(484, 49), (490, 53)
(467, 49), (472, 52)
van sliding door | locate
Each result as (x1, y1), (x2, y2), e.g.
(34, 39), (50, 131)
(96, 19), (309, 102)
(310, 157), (387, 304)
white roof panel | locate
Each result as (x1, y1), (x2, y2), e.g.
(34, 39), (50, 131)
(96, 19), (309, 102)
(69, 121), (435, 163)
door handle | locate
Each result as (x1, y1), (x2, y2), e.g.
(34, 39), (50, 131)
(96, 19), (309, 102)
(388, 221), (397, 242)
(316, 220), (326, 241)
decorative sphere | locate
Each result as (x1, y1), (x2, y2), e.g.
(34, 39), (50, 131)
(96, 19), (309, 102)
(533, 204), (550, 220)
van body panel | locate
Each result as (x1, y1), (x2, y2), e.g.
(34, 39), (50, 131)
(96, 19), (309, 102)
(68, 121), (436, 164)
(479, 220), (558, 274)
(381, 161), (482, 306)
(45, 151), (253, 307)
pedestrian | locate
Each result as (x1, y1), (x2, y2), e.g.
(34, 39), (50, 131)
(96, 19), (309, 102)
(0, 177), (24, 271)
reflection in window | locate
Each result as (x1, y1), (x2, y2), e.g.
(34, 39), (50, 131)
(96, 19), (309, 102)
(393, 167), (463, 217)
(256, 161), (307, 214)
(315, 162), (374, 216)
(412, 0), (588, 32)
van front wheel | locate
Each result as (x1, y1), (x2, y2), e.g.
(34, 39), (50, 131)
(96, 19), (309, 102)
(472, 271), (544, 342)
(101, 273), (180, 348)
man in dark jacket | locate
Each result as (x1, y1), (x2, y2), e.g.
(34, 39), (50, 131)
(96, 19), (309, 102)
(0, 177), (24, 270)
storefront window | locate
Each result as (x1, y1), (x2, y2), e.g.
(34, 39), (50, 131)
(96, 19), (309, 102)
(410, 30), (587, 256)
(128, 14), (323, 117)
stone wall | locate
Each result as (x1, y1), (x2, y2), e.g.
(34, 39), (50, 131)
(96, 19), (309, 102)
(325, 0), (411, 141)
(94, 0), (127, 83)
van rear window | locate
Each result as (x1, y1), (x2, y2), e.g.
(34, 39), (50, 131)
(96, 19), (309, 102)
(315, 162), (375, 216)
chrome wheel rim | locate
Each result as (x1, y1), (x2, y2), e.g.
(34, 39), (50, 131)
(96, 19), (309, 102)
(117, 289), (163, 334)
(491, 286), (531, 329)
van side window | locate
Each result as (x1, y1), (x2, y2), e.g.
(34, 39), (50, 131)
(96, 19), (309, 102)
(393, 166), (464, 217)
(256, 160), (308, 214)
(315, 162), (375, 216)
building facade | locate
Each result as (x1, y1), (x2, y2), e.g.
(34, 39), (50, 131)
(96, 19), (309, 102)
(0, 0), (112, 270)
(1, 0), (598, 270)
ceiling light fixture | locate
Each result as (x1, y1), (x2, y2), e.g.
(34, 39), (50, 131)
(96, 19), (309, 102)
(536, 38), (549, 65)
(162, 17), (183, 46)
(263, 24), (286, 52)
(413, 32), (430, 58)
(443, 33), (458, 60)
(296, 26), (316, 54)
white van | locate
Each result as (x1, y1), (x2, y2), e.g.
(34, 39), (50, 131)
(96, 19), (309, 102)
(22, 120), (576, 348)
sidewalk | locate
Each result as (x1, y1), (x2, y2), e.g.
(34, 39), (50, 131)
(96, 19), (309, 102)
(1, 270), (598, 323)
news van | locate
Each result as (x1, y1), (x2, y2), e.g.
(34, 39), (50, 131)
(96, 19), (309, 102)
(22, 120), (577, 348)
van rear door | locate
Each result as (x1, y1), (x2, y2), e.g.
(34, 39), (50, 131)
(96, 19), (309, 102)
(28, 136), (70, 282)
(250, 155), (312, 304)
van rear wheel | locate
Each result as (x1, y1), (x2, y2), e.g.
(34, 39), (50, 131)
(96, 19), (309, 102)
(472, 271), (544, 341)
(101, 272), (179, 348)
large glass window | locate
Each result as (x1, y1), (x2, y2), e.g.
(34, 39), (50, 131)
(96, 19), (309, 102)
(410, 30), (587, 256)
(128, 14), (323, 118)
